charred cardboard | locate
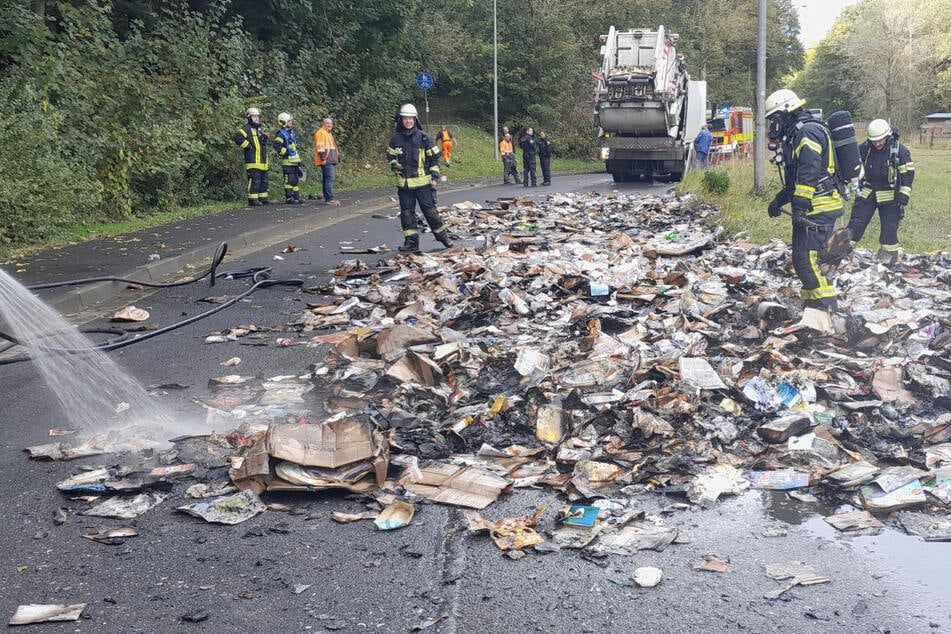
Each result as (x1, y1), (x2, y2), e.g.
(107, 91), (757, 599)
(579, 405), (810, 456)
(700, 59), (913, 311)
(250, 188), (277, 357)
(266, 419), (377, 469)
(403, 462), (510, 509)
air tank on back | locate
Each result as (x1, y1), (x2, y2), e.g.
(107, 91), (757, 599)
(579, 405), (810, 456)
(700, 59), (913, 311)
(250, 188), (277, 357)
(828, 110), (863, 188)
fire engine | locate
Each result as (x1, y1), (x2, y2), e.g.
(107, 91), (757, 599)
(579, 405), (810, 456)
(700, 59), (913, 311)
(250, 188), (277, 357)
(708, 106), (753, 162)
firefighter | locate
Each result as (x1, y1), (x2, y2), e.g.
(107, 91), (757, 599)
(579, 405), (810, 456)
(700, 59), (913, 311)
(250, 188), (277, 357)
(499, 133), (520, 184)
(273, 112), (303, 204)
(234, 107), (270, 206)
(386, 104), (453, 253)
(846, 119), (914, 265)
(765, 88), (844, 312)
(519, 127), (538, 187)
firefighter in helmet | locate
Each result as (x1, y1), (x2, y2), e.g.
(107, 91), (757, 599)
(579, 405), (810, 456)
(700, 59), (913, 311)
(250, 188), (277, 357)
(386, 103), (453, 253)
(234, 107), (270, 206)
(273, 112), (303, 204)
(765, 88), (843, 312)
(846, 119), (914, 266)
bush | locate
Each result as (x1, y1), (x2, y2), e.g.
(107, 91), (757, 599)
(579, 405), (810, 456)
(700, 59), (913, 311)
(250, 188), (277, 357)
(702, 168), (731, 195)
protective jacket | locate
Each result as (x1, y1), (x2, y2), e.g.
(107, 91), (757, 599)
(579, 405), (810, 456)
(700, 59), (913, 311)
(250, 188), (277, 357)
(538, 136), (552, 158)
(314, 127), (339, 166)
(499, 138), (514, 155)
(519, 134), (537, 160)
(387, 124), (441, 189)
(780, 110), (843, 219)
(234, 122), (268, 170)
(857, 139), (913, 206)
(273, 128), (302, 167)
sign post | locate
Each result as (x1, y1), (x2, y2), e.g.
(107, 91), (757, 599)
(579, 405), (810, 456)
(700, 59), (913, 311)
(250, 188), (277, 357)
(416, 73), (433, 129)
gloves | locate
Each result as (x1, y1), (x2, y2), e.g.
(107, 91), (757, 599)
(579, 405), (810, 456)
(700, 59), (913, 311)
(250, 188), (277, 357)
(767, 199), (783, 218)
(297, 166), (304, 178)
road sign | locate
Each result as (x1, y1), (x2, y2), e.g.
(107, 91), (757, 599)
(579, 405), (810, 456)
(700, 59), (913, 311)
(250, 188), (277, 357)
(416, 73), (433, 91)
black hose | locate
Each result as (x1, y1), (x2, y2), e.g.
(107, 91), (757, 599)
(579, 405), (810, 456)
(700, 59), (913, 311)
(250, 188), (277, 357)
(25, 242), (229, 291)
(0, 252), (304, 364)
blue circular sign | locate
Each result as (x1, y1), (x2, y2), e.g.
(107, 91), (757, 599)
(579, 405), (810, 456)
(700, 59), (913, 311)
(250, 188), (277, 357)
(416, 73), (433, 90)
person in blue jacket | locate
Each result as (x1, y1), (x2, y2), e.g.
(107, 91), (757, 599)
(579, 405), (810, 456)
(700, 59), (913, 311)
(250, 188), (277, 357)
(694, 124), (713, 170)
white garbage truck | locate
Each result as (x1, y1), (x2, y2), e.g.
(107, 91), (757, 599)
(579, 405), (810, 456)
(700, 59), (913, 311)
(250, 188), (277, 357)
(594, 25), (707, 181)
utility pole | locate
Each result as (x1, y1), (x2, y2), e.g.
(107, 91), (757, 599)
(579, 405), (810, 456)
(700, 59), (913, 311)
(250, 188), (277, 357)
(753, 0), (767, 194)
(493, 0), (499, 160)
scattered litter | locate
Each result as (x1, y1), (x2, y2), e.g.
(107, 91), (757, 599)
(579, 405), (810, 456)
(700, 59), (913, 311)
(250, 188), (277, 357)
(112, 305), (149, 322)
(694, 554), (730, 573)
(374, 501), (415, 530)
(764, 561), (830, 599)
(80, 492), (170, 519)
(177, 490), (267, 525)
(9, 604), (86, 625)
(632, 566), (663, 587)
(81, 527), (139, 544)
(824, 510), (885, 532)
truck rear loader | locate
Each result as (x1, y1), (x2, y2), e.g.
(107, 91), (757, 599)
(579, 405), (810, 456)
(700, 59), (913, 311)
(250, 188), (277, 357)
(594, 26), (706, 181)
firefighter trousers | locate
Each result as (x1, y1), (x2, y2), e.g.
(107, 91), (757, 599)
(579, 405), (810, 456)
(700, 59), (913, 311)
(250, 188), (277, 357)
(282, 166), (301, 200)
(246, 168), (269, 202)
(847, 195), (900, 248)
(398, 187), (447, 236)
(792, 222), (837, 310)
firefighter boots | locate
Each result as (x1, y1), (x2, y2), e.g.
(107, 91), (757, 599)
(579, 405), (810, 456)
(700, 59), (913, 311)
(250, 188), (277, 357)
(434, 230), (453, 249)
(398, 234), (421, 254)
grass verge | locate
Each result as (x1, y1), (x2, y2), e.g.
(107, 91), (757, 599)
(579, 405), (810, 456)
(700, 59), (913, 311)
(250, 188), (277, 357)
(679, 145), (951, 254)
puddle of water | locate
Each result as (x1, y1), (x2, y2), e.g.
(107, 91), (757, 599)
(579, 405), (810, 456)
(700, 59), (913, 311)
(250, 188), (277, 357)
(0, 268), (186, 443)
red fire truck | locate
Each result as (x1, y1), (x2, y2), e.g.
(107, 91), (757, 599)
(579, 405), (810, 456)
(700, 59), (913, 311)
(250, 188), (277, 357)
(708, 106), (753, 162)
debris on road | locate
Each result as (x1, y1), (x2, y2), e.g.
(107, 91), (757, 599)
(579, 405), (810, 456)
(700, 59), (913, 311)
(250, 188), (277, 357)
(9, 603), (86, 625)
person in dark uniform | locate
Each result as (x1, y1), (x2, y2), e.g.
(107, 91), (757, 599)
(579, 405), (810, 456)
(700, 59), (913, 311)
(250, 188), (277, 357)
(519, 127), (537, 187)
(234, 107), (270, 206)
(846, 119), (914, 266)
(538, 130), (553, 185)
(386, 103), (453, 254)
(273, 112), (303, 204)
(765, 89), (844, 312)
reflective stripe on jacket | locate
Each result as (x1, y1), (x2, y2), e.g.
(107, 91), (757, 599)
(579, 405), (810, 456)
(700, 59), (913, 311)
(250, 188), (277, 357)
(274, 128), (301, 167)
(314, 128), (339, 166)
(234, 123), (268, 170)
(857, 139), (914, 206)
(387, 127), (441, 189)
(786, 113), (843, 218)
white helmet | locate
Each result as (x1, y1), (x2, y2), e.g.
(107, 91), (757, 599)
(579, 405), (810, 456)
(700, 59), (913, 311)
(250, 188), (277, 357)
(765, 89), (804, 118)
(278, 112), (293, 126)
(246, 107), (261, 117)
(399, 103), (418, 118)
(867, 118), (891, 142)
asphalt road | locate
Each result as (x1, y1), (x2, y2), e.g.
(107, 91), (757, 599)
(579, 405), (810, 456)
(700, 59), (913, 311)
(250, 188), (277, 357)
(0, 172), (948, 633)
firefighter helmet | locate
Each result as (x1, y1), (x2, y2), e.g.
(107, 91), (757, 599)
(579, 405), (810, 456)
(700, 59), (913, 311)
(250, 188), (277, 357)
(246, 107), (261, 118)
(765, 89), (804, 118)
(399, 103), (418, 118)
(278, 112), (293, 126)
(867, 119), (892, 142)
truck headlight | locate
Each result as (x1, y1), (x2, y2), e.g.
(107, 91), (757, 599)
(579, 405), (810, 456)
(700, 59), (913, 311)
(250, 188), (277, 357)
(600, 147), (610, 160)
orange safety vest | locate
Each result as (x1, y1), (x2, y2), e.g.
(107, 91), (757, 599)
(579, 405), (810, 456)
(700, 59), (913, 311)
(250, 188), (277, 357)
(499, 139), (513, 155)
(314, 127), (339, 166)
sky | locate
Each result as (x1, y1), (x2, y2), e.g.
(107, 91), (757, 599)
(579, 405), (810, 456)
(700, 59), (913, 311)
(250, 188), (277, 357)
(795, 0), (859, 48)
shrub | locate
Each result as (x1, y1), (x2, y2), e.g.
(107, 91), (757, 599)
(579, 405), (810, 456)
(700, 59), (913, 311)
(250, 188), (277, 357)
(702, 168), (731, 195)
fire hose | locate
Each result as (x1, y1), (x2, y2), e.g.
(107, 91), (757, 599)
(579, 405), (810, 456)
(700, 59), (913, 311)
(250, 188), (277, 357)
(0, 242), (303, 364)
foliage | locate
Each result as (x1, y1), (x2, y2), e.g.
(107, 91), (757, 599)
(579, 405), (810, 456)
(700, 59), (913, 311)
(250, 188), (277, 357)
(792, 0), (951, 130)
(701, 168), (731, 194)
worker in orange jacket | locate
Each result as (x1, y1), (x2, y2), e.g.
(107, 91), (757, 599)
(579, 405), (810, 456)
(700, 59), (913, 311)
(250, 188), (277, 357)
(313, 118), (341, 206)
(499, 133), (521, 184)
(436, 126), (455, 166)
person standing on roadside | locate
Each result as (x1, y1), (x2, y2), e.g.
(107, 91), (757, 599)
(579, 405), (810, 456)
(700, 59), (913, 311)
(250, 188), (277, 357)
(234, 107), (270, 206)
(436, 125), (455, 167)
(694, 124), (713, 170)
(538, 130), (553, 186)
(519, 127), (537, 187)
(846, 119), (914, 266)
(314, 117), (341, 206)
(273, 112), (303, 204)
(499, 133), (520, 184)
(386, 103), (453, 253)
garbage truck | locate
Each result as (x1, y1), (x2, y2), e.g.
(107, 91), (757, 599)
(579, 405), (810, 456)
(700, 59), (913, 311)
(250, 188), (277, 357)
(594, 26), (706, 181)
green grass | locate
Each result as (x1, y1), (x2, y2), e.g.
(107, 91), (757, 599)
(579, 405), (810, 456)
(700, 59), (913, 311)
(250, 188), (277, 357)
(679, 145), (951, 254)
(1, 123), (597, 260)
